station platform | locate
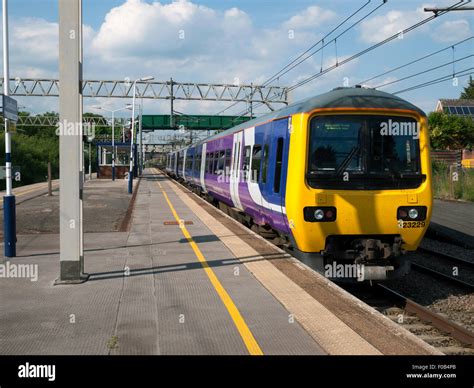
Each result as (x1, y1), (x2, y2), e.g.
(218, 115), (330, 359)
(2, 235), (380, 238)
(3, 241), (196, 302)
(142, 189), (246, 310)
(0, 170), (440, 355)
(429, 199), (474, 248)
(0, 179), (59, 206)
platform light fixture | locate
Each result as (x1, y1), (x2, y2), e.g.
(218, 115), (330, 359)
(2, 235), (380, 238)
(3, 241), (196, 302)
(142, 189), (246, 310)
(129, 76), (154, 194)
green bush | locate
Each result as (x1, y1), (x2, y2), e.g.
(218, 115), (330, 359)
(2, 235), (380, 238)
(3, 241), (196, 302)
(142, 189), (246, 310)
(432, 160), (474, 201)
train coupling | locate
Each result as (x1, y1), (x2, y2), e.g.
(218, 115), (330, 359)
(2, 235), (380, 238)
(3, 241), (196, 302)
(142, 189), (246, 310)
(353, 237), (403, 263)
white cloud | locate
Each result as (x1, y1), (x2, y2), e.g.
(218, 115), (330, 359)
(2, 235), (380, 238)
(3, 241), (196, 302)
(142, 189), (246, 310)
(7, 0), (448, 115)
(9, 17), (58, 71)
(359, 7), (427, 44)
(431, 19), (472, 43)
(282, 6), (336, 31)
(0, 17), (95, 79)
(91, 0), (220, 59)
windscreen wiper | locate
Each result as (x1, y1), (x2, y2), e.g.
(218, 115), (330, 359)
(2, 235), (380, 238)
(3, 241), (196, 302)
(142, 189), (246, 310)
(336, 146), (359, 176)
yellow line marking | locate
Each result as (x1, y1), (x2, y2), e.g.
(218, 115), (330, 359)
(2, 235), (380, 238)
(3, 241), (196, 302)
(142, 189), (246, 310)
(154, 169), (263, 355)
(0, 183), (59, 202)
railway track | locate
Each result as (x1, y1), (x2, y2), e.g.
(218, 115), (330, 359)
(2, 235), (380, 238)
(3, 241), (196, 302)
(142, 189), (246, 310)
(417, 246), (474, 270)
(411, 245), (474, 291)
(411, 262), (474, 291)
(167, 172), (474, 354)
(346, 282), (474, 355)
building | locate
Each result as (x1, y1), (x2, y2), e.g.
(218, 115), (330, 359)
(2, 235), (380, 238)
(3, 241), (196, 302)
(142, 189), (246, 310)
(435, 99), (474, 118)
(433, 99), (474, 167)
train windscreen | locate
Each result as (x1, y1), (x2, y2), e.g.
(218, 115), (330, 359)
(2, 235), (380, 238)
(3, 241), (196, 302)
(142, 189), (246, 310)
(307, 115), (425, 189)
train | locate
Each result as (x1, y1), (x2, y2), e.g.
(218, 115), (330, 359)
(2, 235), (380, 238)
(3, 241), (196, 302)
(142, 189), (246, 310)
(165, 86), (433, 281)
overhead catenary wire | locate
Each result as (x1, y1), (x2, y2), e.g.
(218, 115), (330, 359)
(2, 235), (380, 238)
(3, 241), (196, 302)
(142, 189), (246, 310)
(231, 0), (467, 117)
(360, 36), (473, 84)
(373, 54), (474, 89)
(260, 0), (389, 90)
(261, 0), (378, 87)
(286, 0), (466, 93)
(214, 0), (383, 116)
(394, 68), (474, 94)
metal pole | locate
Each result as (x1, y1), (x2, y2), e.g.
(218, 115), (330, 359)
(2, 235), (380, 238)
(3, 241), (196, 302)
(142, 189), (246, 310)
(82, 139), (85, 183)
(128, 81), (136, 194)
(112, 110), (115, 181)
(57, 0), (85, 283)
(2, 0), (16, 257)
(249, 82), (253, 118)
(88, 142), (91, 181)
(139, 100), (143, 176)
(170, 77), (174, 128)
(47, 161), (52, 196)
(449, 164), (455, 199)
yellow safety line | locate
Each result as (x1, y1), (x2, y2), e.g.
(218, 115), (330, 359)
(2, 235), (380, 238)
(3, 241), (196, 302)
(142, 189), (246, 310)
(154, 170), (263, 355)
(0, 182), (59, 202)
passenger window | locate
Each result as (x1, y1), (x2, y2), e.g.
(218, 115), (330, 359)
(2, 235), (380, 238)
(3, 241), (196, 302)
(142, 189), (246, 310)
(261, 144), (269, 184)
(210, 152), (215, 174)
(274, 138), (284, 193)
(242, 146), (251, 181)
(217, 151), (225, 172)
(225, 149), (232, 171)
(195, 154), (201, 173)
(206, 152), (211, 173)
(213, 152), (219, 174)
(251, 145), (262, 183)
(243, 146), (251, 172)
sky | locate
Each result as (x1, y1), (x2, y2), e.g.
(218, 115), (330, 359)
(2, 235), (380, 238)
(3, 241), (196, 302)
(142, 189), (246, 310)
(1, 0), (473, 117)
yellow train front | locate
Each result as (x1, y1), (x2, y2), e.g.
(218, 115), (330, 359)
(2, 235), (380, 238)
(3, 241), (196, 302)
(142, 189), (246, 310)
(285, 86), (432, 281)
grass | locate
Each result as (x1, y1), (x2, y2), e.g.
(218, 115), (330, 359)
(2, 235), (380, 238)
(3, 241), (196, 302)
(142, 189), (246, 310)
(432, 161), (474, 202)
(106, 335), (119, 350)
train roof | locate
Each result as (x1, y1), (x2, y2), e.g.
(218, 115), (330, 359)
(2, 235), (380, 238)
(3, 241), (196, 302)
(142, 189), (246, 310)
(182, 86), (426, 149)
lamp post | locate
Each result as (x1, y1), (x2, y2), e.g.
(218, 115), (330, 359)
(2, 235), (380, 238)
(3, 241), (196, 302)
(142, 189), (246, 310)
(138, 99), (143, 176)
(2, 0), (16, 257)
(93, 105), (131, 181)
(128, 76), (153, 194)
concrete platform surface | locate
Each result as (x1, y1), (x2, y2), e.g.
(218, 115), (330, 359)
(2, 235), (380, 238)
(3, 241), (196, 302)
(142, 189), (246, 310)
(0, 178), (132, 237)
(432, 199), (474, 237)
(0, 172), (324, 355)
(0, 170), (440, 355)
(429, 199), (474, 248)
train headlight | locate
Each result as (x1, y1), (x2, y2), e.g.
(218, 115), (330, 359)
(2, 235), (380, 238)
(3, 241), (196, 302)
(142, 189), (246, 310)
(396, 206), (427, 221)
(314, 209), (325, 220)
(304, 207), (337, 222)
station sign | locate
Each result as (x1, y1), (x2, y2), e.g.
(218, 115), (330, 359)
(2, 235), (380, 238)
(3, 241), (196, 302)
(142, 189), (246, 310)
(1, 94), (18, 122)
(0, 166), (20, 180)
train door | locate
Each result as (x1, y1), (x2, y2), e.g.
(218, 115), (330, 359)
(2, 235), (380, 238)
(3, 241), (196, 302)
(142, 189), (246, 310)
(173, 153), (178, 176)
(230, 131), (243, 210)
(259, 118), (289, 230)
(182, 149), (187, 179)
(200, 143), (207, 192)
(260, 118), (289, 217)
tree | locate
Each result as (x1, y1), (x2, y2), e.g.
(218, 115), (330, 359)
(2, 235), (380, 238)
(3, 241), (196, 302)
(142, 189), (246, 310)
(428, 111), (474, 150)
(460, 76), (474, 99)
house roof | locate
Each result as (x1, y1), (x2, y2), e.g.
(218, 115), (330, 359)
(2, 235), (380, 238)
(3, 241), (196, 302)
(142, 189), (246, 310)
(437, 99), (474, 116)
